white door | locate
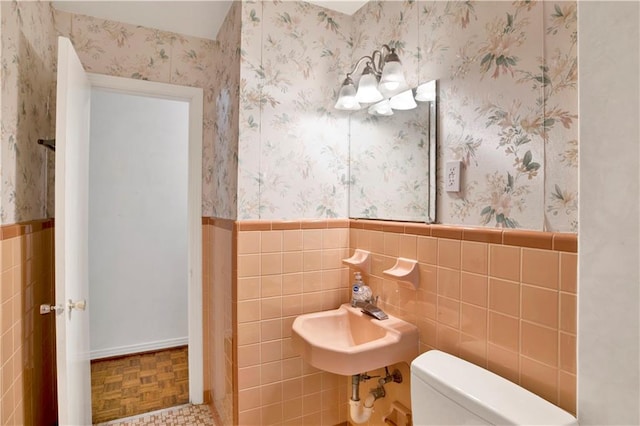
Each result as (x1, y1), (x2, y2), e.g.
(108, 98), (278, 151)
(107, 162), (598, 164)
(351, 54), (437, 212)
(54, 36), (93, 425)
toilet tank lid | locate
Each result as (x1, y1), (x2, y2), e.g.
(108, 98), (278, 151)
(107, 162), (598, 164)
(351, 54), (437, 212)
(411, 351), (578, 426)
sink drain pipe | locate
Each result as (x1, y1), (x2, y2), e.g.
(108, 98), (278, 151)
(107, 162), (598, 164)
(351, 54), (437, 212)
(349, 374), (376, 424)
(349, 368), (403, 424)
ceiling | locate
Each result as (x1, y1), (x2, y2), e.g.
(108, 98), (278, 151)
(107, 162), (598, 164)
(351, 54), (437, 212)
(52, 1), (369, 41)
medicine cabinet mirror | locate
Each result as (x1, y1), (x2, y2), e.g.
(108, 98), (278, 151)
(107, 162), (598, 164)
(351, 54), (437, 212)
(348, 80), (437, 223)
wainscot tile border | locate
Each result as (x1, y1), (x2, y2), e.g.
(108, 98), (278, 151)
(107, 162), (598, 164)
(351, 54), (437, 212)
(202, 218), (578, 253)
(0, 218), (55, 240)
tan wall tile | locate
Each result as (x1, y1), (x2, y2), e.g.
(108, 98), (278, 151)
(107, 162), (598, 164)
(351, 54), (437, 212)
(261, 297), (282, 320)
(383, 233), (400, 256)
(302, 230), (323, 250)
(560, 293), (577, 334)
(260, 361), (283, 385)
(238, 254), (260, 278)
(437, 267), (461, 299)
(438, 239), (461, 270)
(261, 341), (282, 364)
(521, 285), (559, 328)
(558, 371), (577, 414)
(489, 278), (520, 317)
(521, 321), (558, 367)
(281, 295), (303, 317)
(261, 230), (283, 253)
(560, 332), (576, 374)
(238, 407), (261, 425)
(303, 271), (322, 293)
(238, 387), (261, 412)
(461, 241), (489, 274)
(282, 252), (303, 274)
(370, 231), (384, 254)
(237, 277), (260, 301)
(238, 322), (261, 346)
(261, 253), (283, 276)
(399, 234), (418, 259)
(417, 237), (437, 265)
(261, 275), (282, 298)
(260, 319), (282, 342)
(489, 245), (521, 281)
(560, 253), (577, 294)
(488, 311), (519, 352)
(302, 251), (322, 272)
(437, 296), (460, 328)
(461, 303), (487, 339)
(436, 324), (460, 356)
(521, 249), (559, 289)
(238, 344), (261, 367)
(520, 357), (558, 404)
(459, 333), (488, 368)
(461, 272), (488, 307)
(238, 231), (260, 255)
(282, 273), (303, 295)
(283, 230), (303, 252)
(487, 343), (519, 384)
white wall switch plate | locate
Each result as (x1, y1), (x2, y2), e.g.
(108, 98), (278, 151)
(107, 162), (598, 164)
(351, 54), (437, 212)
(445, 160), (462, 192)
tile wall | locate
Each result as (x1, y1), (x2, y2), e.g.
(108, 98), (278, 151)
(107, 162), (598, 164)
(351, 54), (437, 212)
(230, 219), (577, 425)
(234, 220), (352, 425)
(349, 221), (577, 417)
(0, 220), (56, 425)
(203, 219), (234, 425)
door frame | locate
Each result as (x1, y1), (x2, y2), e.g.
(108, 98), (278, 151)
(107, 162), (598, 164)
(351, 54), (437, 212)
(87, 73), (204, 403)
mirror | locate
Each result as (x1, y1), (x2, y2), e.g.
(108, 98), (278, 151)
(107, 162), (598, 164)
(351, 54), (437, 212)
(349, 80), (437, 223)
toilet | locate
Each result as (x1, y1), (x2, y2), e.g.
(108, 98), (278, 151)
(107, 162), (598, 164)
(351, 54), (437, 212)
(411, 350), (578, 425)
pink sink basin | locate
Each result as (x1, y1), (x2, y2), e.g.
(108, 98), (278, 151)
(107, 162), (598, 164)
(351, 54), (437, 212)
(291, 304), (419, 376)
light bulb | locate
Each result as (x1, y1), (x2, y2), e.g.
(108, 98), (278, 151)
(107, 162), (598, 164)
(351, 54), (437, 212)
(368, 99), (394, 116)
(415, 81), (436, 102)
(389, 89), (417, 110)
(355, 73), (384, 104)
(334, 77), (361, 111)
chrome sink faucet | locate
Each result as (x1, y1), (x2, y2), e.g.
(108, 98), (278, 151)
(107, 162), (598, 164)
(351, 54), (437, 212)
(353, 298), (388, 321)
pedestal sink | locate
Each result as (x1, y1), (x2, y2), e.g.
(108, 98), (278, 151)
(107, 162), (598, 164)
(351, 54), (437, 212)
(291, 303), (419, 375)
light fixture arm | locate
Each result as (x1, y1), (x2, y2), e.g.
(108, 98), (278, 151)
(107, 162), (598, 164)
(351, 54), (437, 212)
(344, 44), (395, 79)
(345, 55), (375, 79)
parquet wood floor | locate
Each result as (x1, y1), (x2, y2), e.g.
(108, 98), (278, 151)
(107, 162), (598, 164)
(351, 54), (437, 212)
(91, 346), (189, 424)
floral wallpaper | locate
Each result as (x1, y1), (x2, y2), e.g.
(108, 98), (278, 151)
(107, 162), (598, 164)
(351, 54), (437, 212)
(1, 1), (57, 225)
(53, 9), (220, 217)
(2, 0), (577, 231)
(237, 1), (351, 220)
(415, 0), (578, 231)
(235, 0), (577, 231)
(213, 1), (241, 220)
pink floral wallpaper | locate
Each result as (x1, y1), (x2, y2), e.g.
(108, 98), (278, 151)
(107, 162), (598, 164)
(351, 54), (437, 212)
(237, 1), (351, 220)
(213, 1), (241, 220)
(54, 9), (220, 218)
(1, 1), (57, 224)
(2, 0), (577, 231)
(418, 1), (578, 231)
(237, 0), (578, 231)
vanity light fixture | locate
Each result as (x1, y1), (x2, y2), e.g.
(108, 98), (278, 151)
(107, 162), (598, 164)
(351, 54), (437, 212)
(335, 44), (435, 116)
(415, 80), (437, 102)
(335, 44), (410, 112)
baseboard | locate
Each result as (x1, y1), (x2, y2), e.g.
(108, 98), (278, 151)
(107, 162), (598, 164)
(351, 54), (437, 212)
(90, 337), (189, 360)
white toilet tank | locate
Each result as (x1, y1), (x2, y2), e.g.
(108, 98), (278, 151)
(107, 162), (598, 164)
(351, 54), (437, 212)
(410, 350), (578, 425)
